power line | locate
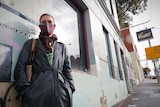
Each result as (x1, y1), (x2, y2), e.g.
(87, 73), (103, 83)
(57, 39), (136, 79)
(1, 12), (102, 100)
(120, 20), (150, 31)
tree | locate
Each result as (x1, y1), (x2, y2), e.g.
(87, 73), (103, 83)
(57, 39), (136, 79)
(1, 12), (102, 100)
(115, 0), (148, 29)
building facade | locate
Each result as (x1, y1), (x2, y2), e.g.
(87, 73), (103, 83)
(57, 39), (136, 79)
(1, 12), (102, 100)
(121, 28), (144, 85)
(0, 0), (135, 107)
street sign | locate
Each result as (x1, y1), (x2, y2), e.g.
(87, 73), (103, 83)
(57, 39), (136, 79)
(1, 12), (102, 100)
(136, 28), (153, 42)
(145, 45), (160, 60)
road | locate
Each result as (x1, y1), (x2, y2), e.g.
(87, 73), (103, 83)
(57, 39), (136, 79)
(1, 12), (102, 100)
(121, 78), (160, 107)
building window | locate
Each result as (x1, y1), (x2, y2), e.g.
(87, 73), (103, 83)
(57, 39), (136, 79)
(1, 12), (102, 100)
(114, 41), (123, 80)
(119, 49), (124, 80)
(52, 0), (88, 72)
(109, 0), (114, 16)
(103, 27), (115, 78)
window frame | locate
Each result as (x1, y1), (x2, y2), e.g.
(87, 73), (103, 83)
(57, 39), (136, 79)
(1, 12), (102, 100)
(64, 0), (90, 72)
(103, 26), (115, 78)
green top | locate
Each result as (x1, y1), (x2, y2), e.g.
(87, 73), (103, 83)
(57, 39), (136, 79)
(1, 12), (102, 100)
(46, 53), (53, 65)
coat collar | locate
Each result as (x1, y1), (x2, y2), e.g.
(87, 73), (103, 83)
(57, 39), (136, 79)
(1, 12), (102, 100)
(36, 39), (59, 67)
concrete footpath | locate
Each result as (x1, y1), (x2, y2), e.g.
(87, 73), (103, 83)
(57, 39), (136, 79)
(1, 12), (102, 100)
(118, 78), (160, 107)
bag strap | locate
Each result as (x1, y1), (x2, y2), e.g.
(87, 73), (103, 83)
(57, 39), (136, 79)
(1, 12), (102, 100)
(29, 39), (36, 61)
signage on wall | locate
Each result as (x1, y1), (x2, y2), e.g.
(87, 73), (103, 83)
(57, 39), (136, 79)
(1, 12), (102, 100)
(136, 28), (153, 42)
(145, 45), (160, 60)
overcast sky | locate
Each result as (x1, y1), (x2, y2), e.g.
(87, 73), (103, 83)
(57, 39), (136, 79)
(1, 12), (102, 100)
(130, 0), (160, 70)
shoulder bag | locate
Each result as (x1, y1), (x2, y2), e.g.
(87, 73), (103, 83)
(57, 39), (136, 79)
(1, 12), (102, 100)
(26, 39), (36, 83)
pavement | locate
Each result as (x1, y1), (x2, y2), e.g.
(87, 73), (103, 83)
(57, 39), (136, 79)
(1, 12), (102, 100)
(117, 78), (160, 107)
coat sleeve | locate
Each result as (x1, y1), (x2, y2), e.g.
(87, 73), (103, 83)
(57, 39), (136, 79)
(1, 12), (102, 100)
(62, 44), (75, 93)
(14, 39), (32, 95)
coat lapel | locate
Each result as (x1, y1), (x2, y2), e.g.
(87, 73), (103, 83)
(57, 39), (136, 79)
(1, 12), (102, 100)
(36, 39), (46, 53)
(36, 39), (60, 67)
(36, 39), (52, 66)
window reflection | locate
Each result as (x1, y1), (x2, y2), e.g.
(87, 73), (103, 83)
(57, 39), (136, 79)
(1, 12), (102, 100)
(52, 0), (82, 70)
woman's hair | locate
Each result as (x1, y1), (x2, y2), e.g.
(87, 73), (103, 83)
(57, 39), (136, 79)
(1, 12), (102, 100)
(39, 13), (55, 23)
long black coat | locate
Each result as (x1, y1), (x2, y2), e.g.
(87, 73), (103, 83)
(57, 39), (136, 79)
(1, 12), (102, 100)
(14, 38), (75, 107)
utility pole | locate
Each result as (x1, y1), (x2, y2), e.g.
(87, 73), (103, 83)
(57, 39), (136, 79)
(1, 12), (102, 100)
(147, 30), (160, 83)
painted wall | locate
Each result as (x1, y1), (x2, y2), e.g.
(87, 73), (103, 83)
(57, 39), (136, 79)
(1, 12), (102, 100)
(130, 52), (144, 85)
